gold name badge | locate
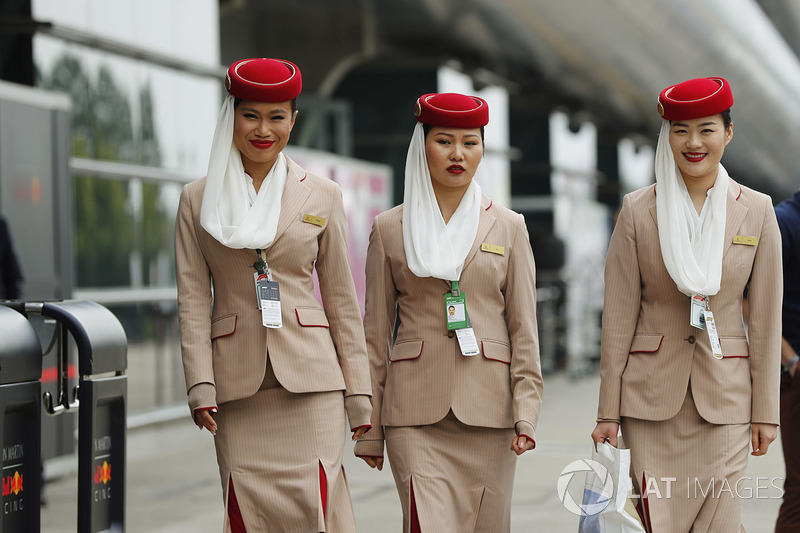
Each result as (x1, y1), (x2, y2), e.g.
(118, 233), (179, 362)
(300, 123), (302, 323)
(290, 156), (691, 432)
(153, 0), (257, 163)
(732, 235), (758, 246)
(302, 214), (326, 227)
(480, 243), (505, 256)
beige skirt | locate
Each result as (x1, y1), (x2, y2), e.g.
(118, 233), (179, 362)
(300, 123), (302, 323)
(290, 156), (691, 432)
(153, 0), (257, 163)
(213, 362), (355, 533)
(621, 385), (750, 533)
(385, 410), (517, 533)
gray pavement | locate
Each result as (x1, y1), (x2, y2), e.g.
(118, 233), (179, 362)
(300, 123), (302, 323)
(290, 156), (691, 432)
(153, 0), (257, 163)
(40, 373), (785, 532)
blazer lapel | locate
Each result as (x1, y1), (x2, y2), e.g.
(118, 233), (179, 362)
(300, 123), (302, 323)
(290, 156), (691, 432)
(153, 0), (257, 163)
(648, 184), (659, 228)
(272, 156), (311, 245)
(722, 179), (747, 259)
(461, 195), (497, 273)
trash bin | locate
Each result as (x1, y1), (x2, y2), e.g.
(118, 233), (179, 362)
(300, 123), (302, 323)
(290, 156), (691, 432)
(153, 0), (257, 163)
(40, 300), (127, 533)
(0, 305), (42, 532)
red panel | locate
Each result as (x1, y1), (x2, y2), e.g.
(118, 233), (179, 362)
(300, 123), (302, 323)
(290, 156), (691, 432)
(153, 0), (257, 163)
(228, 477), (247, 533)
(319, 461), (328, 520)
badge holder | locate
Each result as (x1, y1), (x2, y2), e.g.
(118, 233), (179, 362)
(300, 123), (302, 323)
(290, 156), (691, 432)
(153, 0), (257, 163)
(704, 309), (723, 359)
(446, 281), (479, 356)
(253, 249), (282, 329)
(690, 293), (707, 329)
(690, 293), (722, 359)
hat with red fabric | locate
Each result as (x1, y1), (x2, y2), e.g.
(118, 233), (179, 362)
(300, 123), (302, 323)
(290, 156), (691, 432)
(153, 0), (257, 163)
(657, 77), (733, 120)
(225, 58), (302, 102)
(414, 92), (489, 128)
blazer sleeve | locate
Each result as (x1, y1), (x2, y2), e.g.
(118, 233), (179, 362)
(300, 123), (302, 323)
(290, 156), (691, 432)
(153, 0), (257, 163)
(504, 213), (544, 437)
(597, 194), (642, 422)
(746, 197), (782, 425)
(175, 185), (216, 411)
(315, 185), (372, 402)
(355, 216), (398, 458)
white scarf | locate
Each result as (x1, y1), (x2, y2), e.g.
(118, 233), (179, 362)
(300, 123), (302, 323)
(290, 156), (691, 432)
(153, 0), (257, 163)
(200, 95), (287, 249)
(655, 120), (728, 296)
(402, 123), (482, 281)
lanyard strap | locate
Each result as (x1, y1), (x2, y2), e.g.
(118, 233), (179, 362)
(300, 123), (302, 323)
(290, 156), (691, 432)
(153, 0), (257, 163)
(255, 249), (267, 275)
(451, 280), (459, 297)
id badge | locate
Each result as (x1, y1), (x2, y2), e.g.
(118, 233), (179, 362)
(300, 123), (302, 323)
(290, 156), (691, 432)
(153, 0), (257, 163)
(456, 328), (480, 356)
(690, 293), (707, 329)
(704, 310), (723, 359)
(445, 292), (468, 331)
(259, 281), (282, 328)
(254, 272), (268, 309)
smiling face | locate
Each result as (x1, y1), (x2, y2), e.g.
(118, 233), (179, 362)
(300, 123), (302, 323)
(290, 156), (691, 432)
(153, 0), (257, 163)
(668, 114), (733, 187)
(233, 100), (296, 177)
(424, 126), (483, 196)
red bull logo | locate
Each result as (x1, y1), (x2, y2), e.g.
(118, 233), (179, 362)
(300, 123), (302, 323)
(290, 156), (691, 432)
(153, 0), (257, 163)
(94, 461), (111, 485)
(93, 461), (112, 502)
(1, 472), (22, 496)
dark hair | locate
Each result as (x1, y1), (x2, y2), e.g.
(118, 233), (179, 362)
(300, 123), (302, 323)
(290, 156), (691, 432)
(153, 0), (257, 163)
(670, 108), (732, 130)
(720, 108), (732, 130)
(421, 122), (485, 142)
(233, 97), (297, 114)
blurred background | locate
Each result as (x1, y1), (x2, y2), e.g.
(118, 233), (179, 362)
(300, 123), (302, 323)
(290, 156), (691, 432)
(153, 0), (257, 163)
(0, 0), (798, 529)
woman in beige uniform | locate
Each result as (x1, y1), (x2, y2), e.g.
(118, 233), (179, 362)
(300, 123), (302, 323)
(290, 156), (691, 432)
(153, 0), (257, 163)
(175, 57), (372, 532)
(591, 77), (782, 531)
(355, 92), (543, 532)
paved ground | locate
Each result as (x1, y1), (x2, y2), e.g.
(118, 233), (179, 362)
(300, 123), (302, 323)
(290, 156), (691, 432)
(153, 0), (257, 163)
(40, 372), (786, 532)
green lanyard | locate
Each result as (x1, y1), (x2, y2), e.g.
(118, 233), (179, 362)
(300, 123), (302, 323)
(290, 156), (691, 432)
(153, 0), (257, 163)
(254, 249), (272, 281)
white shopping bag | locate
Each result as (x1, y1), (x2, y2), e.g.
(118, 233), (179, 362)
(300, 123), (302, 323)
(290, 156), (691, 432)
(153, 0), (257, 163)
(578, 442), (646, 533)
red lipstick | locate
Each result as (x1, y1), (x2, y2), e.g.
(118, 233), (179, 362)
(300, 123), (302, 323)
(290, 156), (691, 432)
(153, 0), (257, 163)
(447, 165), (465, 174)
(683, 152), (707, 163)
(250, 140), (274, 149)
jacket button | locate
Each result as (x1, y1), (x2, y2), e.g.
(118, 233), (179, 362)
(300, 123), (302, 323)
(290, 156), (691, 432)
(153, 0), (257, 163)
(687, 336), (696, 344)
(447, 330), (455, 338)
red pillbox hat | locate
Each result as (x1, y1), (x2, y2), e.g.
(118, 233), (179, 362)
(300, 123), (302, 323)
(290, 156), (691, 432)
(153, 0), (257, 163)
(414, 93), (489, 128)
(657, 77), (733, 120)
(225, 58), (302, 102)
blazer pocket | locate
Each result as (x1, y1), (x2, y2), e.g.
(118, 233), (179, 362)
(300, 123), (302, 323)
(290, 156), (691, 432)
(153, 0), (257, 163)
(389, 339), (423, 362)
(482, 340), (511, 364)
(629, 334), (664, 354)
(211, 314), (237, 340)
(719, 337), (750, 358)
(295, 307), (330, 328)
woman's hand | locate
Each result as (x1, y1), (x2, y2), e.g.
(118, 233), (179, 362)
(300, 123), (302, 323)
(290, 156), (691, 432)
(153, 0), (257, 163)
(591, 422), (620, 450)
(352, 426), (370, 440)
(359, 456), (384, 471)
(751, 423), (778, 456)
(194, 409), (217, 435)
(510, 435), (535, 455)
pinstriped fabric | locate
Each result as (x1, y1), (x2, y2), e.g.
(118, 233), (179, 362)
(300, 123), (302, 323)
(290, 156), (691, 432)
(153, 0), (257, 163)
(385, 411), (516, 533)
(175, 156), (370, 531)
(622, 387), (749, 533)
(214, 382), (354, 532)
(597, 178), (782, 425)
(176, 156), (372, 405)
(356, 196), (543, 455)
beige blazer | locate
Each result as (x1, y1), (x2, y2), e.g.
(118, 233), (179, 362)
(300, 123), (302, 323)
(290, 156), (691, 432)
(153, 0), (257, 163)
(356, 196), (543, 456)
(175, 156), (372, 412)
(597, 178), (782, 425)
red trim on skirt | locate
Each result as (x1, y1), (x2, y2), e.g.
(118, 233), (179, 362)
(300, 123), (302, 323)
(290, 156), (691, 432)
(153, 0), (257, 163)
(319, 461), (328, 519)
(410, 476), (421, 533)
(228, 477), (247, 533)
